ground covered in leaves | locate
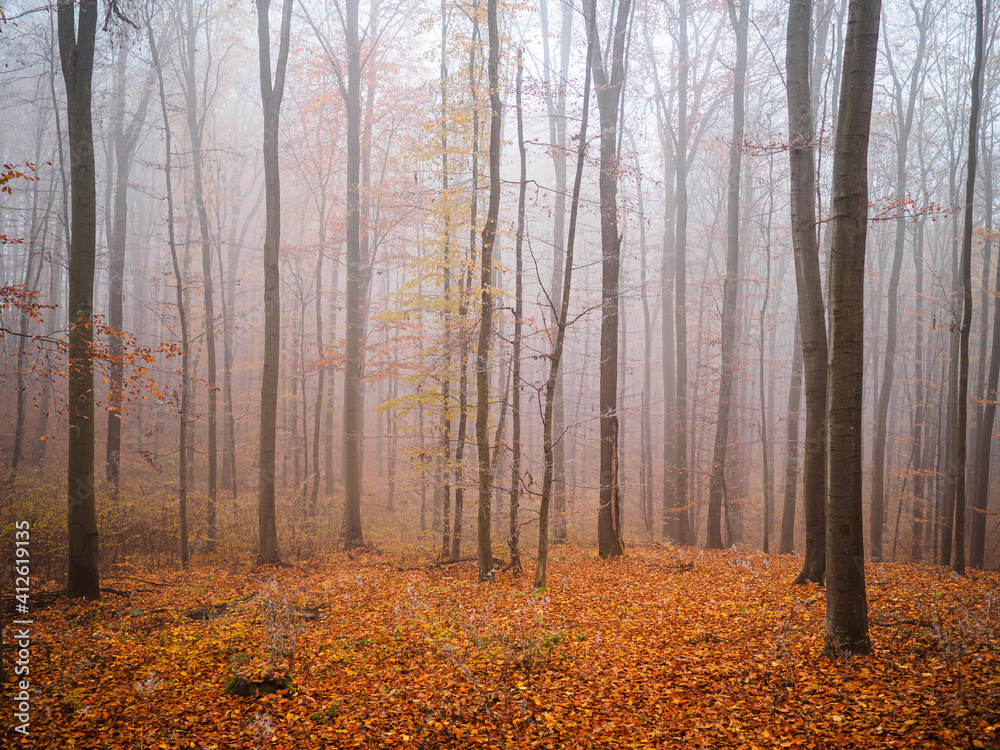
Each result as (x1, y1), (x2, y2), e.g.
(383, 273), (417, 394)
(4, 546), (1000, 748)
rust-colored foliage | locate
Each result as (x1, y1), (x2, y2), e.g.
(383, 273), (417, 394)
(5, 548), (998, 748)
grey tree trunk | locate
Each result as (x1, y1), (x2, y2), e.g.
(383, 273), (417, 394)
(786, 0), (828, 584)
(971, 121), (997, 569)
(869, 0), (930, 561)
(672, 0), (693, 547)
(255, 0), (293, 563)
(586, 0), (631, 559)
(778, 319), (803, 554)
(825, 0), (880, 656)
(706, 0), (748, 550)
(509, 50), (527, 576)
(539, 0), (573, 544)
(952, 0), (984, 575)
(342, 0), (366, 551)
(476, 0), (501, 581)
(536, 38), (591, 591)
(59, 0), (100, 600)
(147, 9), (191, 570)
(182, 0), (219, 545)
(105, 42), (150, 497)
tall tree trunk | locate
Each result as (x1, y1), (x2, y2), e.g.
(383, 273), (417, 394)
(255, 0), (293, 563)
(971, 121), (997, 569)
(59, 0), (100, 600)
(509, 50), (527, 576)
(106, 43), (149, 497)
(759, 167), (775, 554)
(706, 0), (748, 549)
(672, 0), (693, 546)
(540, 0), (573, 544)
(476, 0), (501, 581)
(182, 0), (219, 546)
(536, 36), (591, 590)
(311, 195), (327, 517)
(342, 0), (366, 551)
(148, 10), (192, 570)
(629, 132), (654, 537)
(869, 0), (929, 561)
(438, 0), (453, 555)
(825, 0), (880, 656)
(586, 0), (631, 559)
(786, 0), (828, 584)
(952, 0), (984, 575)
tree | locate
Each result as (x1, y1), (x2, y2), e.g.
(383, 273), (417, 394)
(58, 0), (100, 600)
(785, 0), (827, 584)
(147, 4), (192, 568)
(778, 319), (802, 554)
(869, 0), (931, 562)
(951, 0), (984, 575)
(536, 33), (591, 590)
(475, 0), (501, 581)
(539, 0), (573, 543)
(672, 0), (694, 547)
(705, 0), (747, 550)
(255, 0), (293, 564)
(342, 0), (366, 551)
(825, 0), (881, 656)
(585, 0), (631, 560)
(180, 0), (219, 546)
(105, 39), (152, 499)
(509, 48), (527, 576)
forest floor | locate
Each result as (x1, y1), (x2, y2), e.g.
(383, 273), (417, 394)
(3, 545), (999, 749)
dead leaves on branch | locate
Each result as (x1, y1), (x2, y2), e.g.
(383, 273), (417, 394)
(4, 548), (998, 749)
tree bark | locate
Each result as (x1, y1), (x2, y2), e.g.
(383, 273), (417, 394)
(586, 0), (631, 559)
(786, 0), (828, 584)
(672, 0), (693, 547)
(509, 50), (527, 577)
(536, 37), (591, 590)
(706, 0), (748, 550)
(869, 0), (929, 561)
(952, 0), (984, 575)
(342, 0), (366, 551)
(476, 0), (501, 581)
(825, 0), (880, 656)
(778, 318), (803, 554)
(59, 0), (100, 600)
(255, 0), (293, 564)
(971, 117), (997, 569)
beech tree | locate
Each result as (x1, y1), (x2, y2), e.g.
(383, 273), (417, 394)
(255, 0), (293, 564)
(825, 0), (881, 656)
(59, 0), (100, 600)
(785, 0), (827, 584)
(586, 0), (631, 560)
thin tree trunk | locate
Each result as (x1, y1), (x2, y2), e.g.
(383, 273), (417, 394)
(536, 37), (591, 591)
(779, 318), (803, 553)
(148, 10), (191, 570)
(952, 0), (984, 575)
(869, 2), (929, 561)
(254, 0), (293, 564)
(971, 126), (997, 569)
(342, 0), (366, 551)
(786, 0), (828, 584)
(476, 0), (501, 581)
(673, 0), (693, 547)
(706, 0), (748, 549)
(508, 50), (527, 576)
